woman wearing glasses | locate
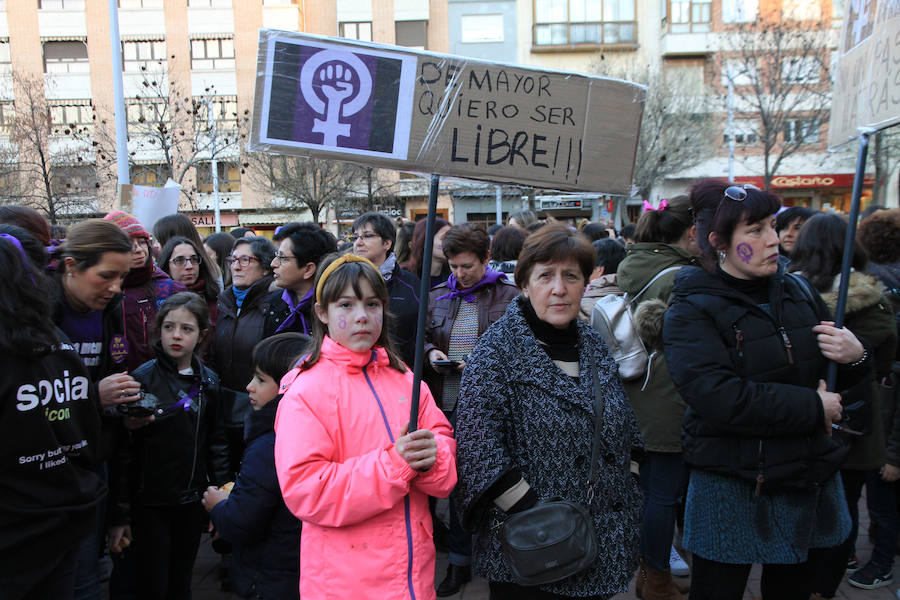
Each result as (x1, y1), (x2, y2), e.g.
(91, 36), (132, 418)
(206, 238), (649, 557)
(662, 180), (871, 599)
(159, 236), (222, 327)
(104, 211), (186, 372)
(210, 236), (277, 476)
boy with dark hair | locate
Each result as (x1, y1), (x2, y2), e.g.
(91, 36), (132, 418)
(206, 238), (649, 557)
(264, 222), (337, 337)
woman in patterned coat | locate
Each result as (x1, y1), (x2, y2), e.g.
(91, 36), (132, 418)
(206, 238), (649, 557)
(454, 224), (643, 600)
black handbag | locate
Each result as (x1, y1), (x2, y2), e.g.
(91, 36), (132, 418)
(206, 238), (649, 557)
(497, 358), (605, 586)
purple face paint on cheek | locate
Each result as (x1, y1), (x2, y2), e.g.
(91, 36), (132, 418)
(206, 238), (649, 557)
(736, 243), (753, 264)
(337, 315), (347, 329)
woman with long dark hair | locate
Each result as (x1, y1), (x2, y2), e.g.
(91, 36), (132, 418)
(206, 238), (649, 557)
(791, 214), (898, 593)
(158, 236), (221, 326)
(402, 218), (451, 289)
(0, 225), (106, 600)
(662, 180), (870, 599)
(615, 195), (699, 597)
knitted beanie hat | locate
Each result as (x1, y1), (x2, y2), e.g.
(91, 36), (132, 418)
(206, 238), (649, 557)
(104, 210), (149, 239)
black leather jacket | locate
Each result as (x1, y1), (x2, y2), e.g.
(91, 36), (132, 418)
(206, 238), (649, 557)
(111, 347), (229, 522)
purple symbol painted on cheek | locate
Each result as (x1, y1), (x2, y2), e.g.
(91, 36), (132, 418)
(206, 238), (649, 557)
(736, 243), (753, 264)
(337, 315), (347, 329)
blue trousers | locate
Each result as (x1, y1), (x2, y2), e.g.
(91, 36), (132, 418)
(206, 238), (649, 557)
(639, 451), (688, 571)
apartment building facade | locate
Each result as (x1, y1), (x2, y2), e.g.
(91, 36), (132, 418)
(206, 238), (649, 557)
(0, 0), (450, 231)
(445, 0), (871, 224)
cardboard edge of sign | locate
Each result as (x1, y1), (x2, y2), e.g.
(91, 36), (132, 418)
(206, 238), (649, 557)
(248, 28), (647, 196)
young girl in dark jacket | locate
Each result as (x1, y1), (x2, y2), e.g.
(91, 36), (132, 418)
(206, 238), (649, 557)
(108, 292), (229, 600)
(202, 333), (309, 599)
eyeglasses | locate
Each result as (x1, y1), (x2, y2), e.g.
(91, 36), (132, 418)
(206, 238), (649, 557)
(723, 183), (760, 202)
(348, 233), (381, 243)
(272, 252), (296, 264)
(225, 255), (260, 268)
(170, 255), (202, 267)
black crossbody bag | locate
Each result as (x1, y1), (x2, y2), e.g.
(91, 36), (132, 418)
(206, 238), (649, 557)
(497, 358), (604, 586)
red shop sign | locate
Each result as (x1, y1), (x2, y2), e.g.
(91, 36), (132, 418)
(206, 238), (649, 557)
(734, 174), (874, 189)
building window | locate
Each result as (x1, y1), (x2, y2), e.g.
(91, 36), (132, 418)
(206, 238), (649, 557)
(197, 162), (240, 193)
(832, 0), (843, 19)
(0, 101), (13, 136)
(51, 165), (98, 199)
(193, 95), (239, 131)
(188, 0), (232, 7)
(721, 0), (758, 23)
(667, 0), (710, 32)
(130, 164), (170, 186)
(533, 0), (636, 47)
(723, 119), (758, 145)
(39, 0), (85, 8)
(126, 98), (166, 126)
(784, 0), (821, 20)
(118, 0), (163, 7)
(461, 14), (505, 43)
(339, 21), (373, 41)
(396, 20), (428, 49)
(190, 38), (235, 70)
(122, 40), (166, 72)
(43, 41), (89, 74)
(721, 58), (757, 86)
(0, 41), (10, 74)
(781, 56), (820, 84)
(784, 119), (819, 143)
(50, 101), (94, 134)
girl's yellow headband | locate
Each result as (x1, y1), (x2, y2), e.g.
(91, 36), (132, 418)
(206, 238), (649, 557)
(315, 254), (381, 304)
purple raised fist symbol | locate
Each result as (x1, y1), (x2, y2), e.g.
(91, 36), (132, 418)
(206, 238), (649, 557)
(300, 49), (373, 147)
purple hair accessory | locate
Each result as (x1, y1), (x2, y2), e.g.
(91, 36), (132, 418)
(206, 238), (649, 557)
(0, 233), (36, 285)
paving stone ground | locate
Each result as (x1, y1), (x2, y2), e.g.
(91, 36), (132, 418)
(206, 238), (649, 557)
(182, 495), (898, 600)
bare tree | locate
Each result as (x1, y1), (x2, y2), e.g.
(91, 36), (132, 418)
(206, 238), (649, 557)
(0, 73), (97, 224)
(721, 16), (832, 190)
(591, 61), (715, 218)
(242, 152), (366, 224)
(93, 61), (248, 208)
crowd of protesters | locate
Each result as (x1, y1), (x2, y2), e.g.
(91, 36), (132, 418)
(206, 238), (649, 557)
(3, 181), (900, 600)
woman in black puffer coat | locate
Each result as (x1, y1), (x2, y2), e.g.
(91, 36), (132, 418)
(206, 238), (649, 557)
(663, 180), (871, 600)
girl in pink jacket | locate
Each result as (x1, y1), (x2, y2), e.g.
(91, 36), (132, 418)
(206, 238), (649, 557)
(275, 254), (457, 600)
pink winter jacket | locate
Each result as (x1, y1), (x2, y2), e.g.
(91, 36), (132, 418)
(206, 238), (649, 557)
(274, 336), (457, 600)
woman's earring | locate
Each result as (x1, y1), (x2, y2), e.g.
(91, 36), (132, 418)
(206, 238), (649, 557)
(718, 251), (726, 264)
(66, 272), (73, 277)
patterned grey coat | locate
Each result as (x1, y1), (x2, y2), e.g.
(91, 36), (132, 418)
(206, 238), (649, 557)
(454, 297), (642, 598)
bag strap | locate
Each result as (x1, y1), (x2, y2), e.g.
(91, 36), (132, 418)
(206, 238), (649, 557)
(629, 266), (682, 306)
(786, 272), (826, 321)
(588, 354), (605, 502)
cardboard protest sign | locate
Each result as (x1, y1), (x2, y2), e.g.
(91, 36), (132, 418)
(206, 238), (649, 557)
(829, 0), (900, 148)
(250, 30), (645, 195)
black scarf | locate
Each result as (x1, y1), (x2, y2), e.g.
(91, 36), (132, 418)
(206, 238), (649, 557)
(518, 296), (579, 362)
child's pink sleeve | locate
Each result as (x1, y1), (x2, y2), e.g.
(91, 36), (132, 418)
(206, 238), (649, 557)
(274, 387), (417, 528)
(411, 381), (457, 497)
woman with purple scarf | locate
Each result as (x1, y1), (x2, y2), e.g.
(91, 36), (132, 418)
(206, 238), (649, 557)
(425, 222), (518, 597)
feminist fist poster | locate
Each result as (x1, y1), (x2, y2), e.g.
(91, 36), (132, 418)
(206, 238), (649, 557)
(257, 37), (416, 160)
(251, 30), (646, 195)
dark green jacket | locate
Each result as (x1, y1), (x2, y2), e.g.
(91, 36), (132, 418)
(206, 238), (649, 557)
(617, 242), (696, 452)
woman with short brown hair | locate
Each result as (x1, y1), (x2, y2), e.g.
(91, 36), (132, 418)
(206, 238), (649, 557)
(455, 224), (641, 599)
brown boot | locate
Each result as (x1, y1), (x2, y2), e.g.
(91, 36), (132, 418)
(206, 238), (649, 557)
(643, 564), (687, 600)
(636, 559), (648, 599)
(673, 578), (690, 594)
